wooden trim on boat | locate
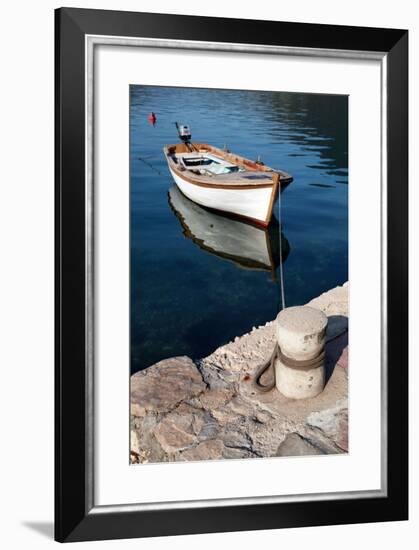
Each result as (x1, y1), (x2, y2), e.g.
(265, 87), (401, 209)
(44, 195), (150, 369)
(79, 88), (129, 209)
(168, 160), (275, 191)
(264, 173), (280, 225)
(165, 142), (291, 176)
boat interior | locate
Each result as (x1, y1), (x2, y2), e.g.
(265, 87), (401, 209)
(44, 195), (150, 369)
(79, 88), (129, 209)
(178, 152), (243, 177)
(171, 152), (274, 185)
(164, 142), (293, 187)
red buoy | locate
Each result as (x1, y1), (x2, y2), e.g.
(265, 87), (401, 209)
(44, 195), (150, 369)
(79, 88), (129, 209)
(149, 112), (156, 126)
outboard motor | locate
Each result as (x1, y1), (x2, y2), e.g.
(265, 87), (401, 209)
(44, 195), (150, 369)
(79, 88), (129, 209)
(175, 122), (192, 143)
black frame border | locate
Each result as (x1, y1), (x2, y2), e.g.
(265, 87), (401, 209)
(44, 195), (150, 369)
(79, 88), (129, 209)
(55, 7), (408, 542)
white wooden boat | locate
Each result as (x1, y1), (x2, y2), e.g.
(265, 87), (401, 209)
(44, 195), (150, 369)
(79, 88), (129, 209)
(168, 185), (290, 276)
(163, 125), (292, 226)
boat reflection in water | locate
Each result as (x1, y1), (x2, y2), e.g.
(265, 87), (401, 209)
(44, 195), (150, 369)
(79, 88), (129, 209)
(168, 185), (290, 279)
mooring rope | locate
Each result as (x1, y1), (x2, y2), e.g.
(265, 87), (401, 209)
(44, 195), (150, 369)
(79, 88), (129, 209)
(137, 156), (166, 176)
(251, 325), (348, 393)
(277, 175), (286, 311)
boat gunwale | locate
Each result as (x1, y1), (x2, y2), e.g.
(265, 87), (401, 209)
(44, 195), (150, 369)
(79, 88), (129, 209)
(163, 143), (293, 190)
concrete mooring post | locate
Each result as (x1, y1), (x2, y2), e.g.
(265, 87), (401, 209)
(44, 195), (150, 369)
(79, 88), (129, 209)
(275, 306), (328, 399)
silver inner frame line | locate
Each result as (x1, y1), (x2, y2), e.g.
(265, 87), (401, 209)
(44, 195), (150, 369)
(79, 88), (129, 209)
(85, 35), (388, 514)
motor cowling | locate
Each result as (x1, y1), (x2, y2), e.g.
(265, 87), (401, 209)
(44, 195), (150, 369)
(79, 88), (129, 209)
(177, 123), (191, 143)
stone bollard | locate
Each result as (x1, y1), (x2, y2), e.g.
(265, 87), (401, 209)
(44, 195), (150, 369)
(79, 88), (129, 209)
(275, 306), (328, 399)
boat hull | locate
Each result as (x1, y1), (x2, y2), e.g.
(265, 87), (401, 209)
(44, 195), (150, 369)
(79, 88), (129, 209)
(168, 166), (276, 226)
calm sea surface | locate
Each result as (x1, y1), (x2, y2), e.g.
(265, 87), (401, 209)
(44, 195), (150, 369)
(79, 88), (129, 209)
(130, 86), (348, 374)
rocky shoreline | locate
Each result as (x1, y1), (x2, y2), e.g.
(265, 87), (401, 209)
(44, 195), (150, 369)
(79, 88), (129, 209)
(131, 283), (349, 464)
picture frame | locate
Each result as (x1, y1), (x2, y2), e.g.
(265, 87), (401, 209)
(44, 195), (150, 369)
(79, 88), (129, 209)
(55, 7), (408, 542)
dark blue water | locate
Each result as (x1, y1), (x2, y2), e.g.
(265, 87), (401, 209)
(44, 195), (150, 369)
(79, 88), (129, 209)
(130, 86), (348, 374)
